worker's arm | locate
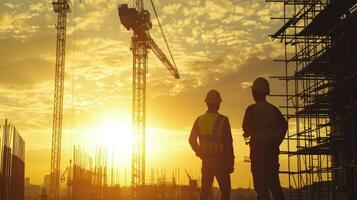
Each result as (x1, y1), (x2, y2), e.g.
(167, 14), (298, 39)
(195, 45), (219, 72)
(223, 117), (235, 173)
(242, 105), (255, 138)
(276, 107), (288, 145)
(189, 118), (202, 158)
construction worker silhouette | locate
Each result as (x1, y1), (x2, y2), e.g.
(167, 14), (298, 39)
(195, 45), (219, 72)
(243, 77), (288, 200)
(189, 90), (235, 200)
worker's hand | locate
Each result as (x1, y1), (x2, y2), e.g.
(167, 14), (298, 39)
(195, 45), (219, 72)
(243, 136), (250, 145)
(243, 132), (250, 138)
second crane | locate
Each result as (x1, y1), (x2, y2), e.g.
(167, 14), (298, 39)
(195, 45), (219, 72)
(118, 0), (180, 199)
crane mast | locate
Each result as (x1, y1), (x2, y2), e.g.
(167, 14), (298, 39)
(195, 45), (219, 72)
(50, 1), (70, 200)
(118, 0), (179, 199)
(131, 31), (148, 188)
(131, 0), (149, 193)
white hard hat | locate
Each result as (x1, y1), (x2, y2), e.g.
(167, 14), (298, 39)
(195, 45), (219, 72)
(205, 90), (222, 103)
(251, 77), (270, 94)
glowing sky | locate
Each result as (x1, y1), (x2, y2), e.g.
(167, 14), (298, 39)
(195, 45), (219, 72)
(0, 0), (289, 188)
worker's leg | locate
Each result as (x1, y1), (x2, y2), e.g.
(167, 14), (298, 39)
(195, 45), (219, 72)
(216, 172), (231, 200)
(199, 169), (214, 200)
(251, 147), (270, 200)
(267, 146), (285, 200)
(268, 171), (284, 200)
(252, 166), (270, 200)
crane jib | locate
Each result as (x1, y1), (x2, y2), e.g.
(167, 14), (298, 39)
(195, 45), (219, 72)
(118, 4), (180, 79)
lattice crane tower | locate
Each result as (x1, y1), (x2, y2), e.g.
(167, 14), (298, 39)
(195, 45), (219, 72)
(49, 1), (70, 200)
(118, 0), (180, 198)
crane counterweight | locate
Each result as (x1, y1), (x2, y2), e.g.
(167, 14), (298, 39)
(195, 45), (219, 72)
(118, 4), (152, 35)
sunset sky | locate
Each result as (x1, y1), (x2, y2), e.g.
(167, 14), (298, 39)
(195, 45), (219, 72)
(0, 0), (289, 188)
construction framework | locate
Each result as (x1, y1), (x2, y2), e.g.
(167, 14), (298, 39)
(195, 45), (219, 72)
(0, 119), (25, 200)
(267, 0), (357, 199)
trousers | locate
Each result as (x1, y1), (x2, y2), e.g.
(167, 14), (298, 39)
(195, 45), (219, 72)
(199, 168), (231, 200)
(250, 143), (285, 200)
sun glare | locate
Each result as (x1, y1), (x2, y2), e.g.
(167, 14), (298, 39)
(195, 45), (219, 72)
(82, 115), (164, 172)
(87, 117), (133, 164)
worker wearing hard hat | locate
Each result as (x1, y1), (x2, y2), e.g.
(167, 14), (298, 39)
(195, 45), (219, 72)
(243, 77), (288, 200)
(189, 90), (235, 200)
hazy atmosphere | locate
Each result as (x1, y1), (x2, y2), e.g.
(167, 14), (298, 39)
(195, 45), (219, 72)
(0, 0), (287, 187)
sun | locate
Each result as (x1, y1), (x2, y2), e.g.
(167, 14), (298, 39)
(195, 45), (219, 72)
(83, 115), (163, 171)
(87, 117), (133, 164)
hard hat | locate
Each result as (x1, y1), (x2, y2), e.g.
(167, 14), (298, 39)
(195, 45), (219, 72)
(251, 77), (270, 94)
(205, 90), (222, 103)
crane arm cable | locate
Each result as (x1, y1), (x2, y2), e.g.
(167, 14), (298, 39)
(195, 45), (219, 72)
(70, 0), (80, 159)
(150, 0), (178, 71)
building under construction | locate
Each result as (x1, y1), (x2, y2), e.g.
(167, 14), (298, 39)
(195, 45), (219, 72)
(0, 119), (26, 200)
(64, 147), (206, 200)
(267, 0), (357, 199)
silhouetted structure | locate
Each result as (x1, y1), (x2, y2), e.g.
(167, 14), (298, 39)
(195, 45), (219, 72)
(25, 177), (42, 200)
(66, 147), (204, 200)
(67, 147), (121, 200)
(118, 1), (180, 199)
(49, 1), (71, 200)
(0, 119), (25, 200)
(267, 0), (357, 199)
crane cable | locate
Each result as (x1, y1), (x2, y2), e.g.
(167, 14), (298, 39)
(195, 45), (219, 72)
(150, 0), (178, 71)
(150, 0), (178, 138)
(70, 0), (79, 166)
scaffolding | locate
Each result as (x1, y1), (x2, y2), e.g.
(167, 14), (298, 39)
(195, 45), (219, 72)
(267, 0), (357, 199)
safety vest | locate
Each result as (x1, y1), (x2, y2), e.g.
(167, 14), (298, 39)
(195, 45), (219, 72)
(197, 113), (226, 156)
(251, 101), (282, 144)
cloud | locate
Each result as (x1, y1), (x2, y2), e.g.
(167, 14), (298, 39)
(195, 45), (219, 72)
(0, 12), (14, 31)
(241, 81), (252, 89)
(0, 58), (53, 85)
(0, 31), (55, 87)
(205, 0), (230, 20)
(4, 3), (15, 8)
(0, 0), (286, 126)
(29, 3), (45, 12)
(162, 3), (182, 15)
(75, 10), (108, 31)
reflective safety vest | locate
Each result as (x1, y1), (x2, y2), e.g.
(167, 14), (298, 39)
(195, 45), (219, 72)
(197, 113), (226, 156)
(251, 101), (282, 144)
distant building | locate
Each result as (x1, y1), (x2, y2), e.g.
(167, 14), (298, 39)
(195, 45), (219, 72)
(25, 177), (30, 186)
(25, 177), (41, 200)
(43, 174), (51, 197)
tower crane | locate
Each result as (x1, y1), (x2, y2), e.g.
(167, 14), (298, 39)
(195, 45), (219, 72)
(50, 1), (71, 200)
(118, 0), (180, 199)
